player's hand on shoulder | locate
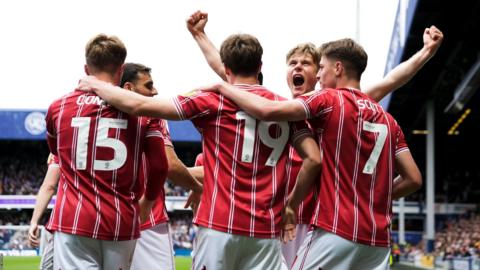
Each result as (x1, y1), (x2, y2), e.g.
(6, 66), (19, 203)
(77, 75), (106, 92)
(186, 10), (208, 35)
(195, 82), (224, 93)
(178, 82), (222, 97)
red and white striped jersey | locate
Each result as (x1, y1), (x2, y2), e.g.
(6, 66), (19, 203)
(284, 147), (317, 224)
(158, 120), (173, 148)
(296, 88), (409, 247)
(173, 84), (310, 238)
(140, 119), (172, 230)
(45, 90), (167, 241)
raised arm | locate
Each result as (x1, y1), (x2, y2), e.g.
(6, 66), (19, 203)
(364, 25), (444, 102)
(79, 76), (181, 120)
(214, 82), (306, 121)
(186, 10), (226, 80)
(392, 150), (422, 200)
(28, 157), (60, 247)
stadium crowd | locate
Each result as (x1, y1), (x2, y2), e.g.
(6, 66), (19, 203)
(1, 143), (479, 259)
(170, 214), (197, 250)
(397, 212), (480, 264)
(0, 142), (46, 195)
(0, 141), (198, 253)
(0, 141), (195, 197)
(1, 142), (479, 258)
(434, 213), (480, 259)
(1, 211), (197, 252)
(0, 211), (30, 251)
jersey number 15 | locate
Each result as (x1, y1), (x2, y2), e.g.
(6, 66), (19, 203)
(71, 117), (128, 171)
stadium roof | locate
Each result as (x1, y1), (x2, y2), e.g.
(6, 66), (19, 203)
(387, 0), (480, 197)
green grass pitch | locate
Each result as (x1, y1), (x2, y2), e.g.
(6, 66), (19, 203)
(2, 256), (192, 270)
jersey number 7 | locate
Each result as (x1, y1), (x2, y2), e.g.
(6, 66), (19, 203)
(362, 121), (387, 174)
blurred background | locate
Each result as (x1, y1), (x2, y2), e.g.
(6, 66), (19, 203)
(1, 0), (479, 269)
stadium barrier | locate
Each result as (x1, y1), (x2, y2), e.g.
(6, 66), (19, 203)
(0, 225), (37, 256)
(0, 195), (189, 211)
(0, 195), (192, 257)
(399, 255), (480, 270)
(435, 257), (480, 270)
(4, 195), (474, 213)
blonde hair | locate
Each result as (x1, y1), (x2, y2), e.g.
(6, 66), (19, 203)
(286, 43), (320, 69)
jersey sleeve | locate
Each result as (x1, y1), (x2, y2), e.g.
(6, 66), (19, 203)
(395, 124), (409, 156)
(290, 120), (314, 144)
(143, 118), (169, 201)
(145, 118), (166, 140)
(47, 153), (60, 168)
(159, 120), (173, 147)
(172, 91), (218, 120)
(45, 102), (59, 155)
(295, 90), (332, 119)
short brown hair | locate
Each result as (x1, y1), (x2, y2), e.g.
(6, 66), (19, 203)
(318, 38), (367, 80)
(85, 34), (127, 75)
(286, 43), (320, 69)
(219, 34), (263, 76)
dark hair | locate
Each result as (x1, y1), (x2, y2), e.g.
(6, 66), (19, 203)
(318, 38), (367, 80)
(219, 34), (263, 76)
(120, 63), (152, 87)
(85, 34), (127, 75)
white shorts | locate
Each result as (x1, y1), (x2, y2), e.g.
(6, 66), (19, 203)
(282, 224), (311, 269)
(192, 227), (283, 270)
(39, 230), (54, 270)
(292, 228), (390, 270)
(131, 222), (175, 270)
(53, 231), (136, 270)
